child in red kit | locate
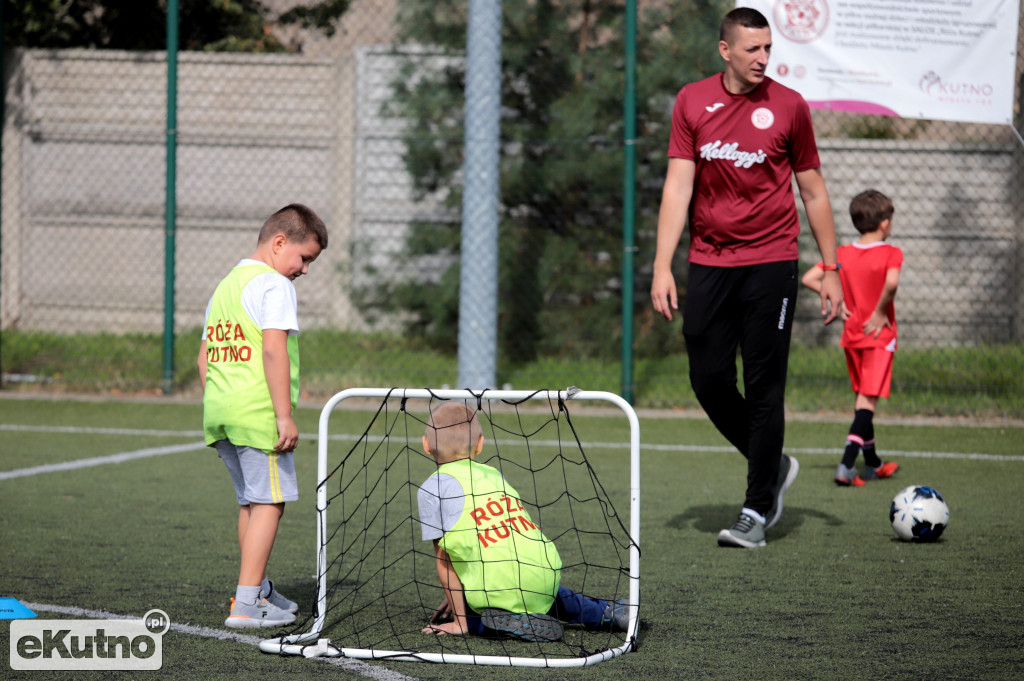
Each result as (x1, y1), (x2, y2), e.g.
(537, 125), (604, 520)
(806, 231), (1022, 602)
(803, 189), (901, 486)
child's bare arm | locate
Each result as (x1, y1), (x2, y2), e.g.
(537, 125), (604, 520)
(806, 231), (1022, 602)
(801, 264), (824, 294)
(197, 340), (208, 389)
(262, 329), (298, 452)
(864, 268), (901, 338)
(423, 542), (470, 636)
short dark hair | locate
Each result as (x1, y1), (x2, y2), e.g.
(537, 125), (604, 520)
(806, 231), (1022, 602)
(720, 7), (769, 43)
(849, 190), (895, 234)
(258, 203), (328, 249)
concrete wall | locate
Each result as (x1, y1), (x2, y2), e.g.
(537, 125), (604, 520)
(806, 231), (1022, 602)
(2, 49), (356, 333)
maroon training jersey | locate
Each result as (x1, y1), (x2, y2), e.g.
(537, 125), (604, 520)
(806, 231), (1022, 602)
(668, 74), (821, 266)
(837, 242), (903, 349)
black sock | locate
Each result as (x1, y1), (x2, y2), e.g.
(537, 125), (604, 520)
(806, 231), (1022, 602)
(863, 441), (881, 468)
(843, 409), (874, 468)
(859, 409), (880, 467)
(841, 438), (861, 469)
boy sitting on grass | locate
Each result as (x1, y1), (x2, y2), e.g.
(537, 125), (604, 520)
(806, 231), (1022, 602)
(416, 401), (630, 642)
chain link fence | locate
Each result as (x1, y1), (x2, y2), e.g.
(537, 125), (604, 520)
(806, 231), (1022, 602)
(2, 1), (1022, 418)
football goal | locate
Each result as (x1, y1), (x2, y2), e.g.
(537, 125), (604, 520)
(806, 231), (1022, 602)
(260, 387), (640, 667)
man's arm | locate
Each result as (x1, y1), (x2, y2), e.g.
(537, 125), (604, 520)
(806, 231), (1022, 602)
(795, 167), (842, 325)
(422, 542), (471, 636)
(651, 158), (696, 321)
(262, 329), (298, 453)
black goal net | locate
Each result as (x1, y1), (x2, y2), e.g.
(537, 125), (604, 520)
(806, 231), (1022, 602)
(272, 388), (640, 666)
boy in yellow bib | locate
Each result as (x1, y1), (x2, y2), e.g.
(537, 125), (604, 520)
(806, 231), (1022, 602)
(417, 402), (629, 642)
(198, 204), (327, 628)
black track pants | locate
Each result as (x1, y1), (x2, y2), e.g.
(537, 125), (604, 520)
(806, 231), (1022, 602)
(683, 261), (798, 515)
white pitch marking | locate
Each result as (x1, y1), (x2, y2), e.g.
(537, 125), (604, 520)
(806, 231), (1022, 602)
(0, 424), (205, 437)
(0, 442), (207, 481)
(1, 423), (1020, 484)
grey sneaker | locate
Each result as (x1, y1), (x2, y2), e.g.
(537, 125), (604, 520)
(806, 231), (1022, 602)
(480, 609), (564, 642)
(225, 597), (297, 629)
(718, 513), (767, 548)
(834, 463), (865, 487)
(601, 599), (630, 632)
(766, 454), (799, 530)
(263, 579), (299, 614)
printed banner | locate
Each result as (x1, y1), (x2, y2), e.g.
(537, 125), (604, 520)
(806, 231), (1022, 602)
(737, 0), (1020, 125)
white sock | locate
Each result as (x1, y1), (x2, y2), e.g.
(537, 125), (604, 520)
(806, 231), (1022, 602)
(260, 578), (272, 599)
(235, 585), (262, 606)
(741, 508), (767, 525)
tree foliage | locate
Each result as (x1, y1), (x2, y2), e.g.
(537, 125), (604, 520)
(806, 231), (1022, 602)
(359, 0), (729, 364)
(2, 0), (352, 52)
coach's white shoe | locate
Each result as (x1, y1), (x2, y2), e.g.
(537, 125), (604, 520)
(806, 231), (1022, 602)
(225, 597), (296, 629)
(263, 579), (299, 614)
(717, 513), (767, 549)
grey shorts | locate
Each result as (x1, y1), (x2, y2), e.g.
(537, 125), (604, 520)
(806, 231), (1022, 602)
(214, 440), (298, 505)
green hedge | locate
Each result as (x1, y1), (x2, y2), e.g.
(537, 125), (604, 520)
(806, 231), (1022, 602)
(2, 329), (1021, 419)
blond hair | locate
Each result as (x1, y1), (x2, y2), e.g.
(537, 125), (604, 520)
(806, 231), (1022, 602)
(424, 402), (482, 462)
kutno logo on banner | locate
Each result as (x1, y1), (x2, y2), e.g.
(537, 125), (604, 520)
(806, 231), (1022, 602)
(10, 609), (169, 671)
(774, 0), (829, 44)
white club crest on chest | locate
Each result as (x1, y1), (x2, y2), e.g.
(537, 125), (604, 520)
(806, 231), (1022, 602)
(751, 107), (774, 130)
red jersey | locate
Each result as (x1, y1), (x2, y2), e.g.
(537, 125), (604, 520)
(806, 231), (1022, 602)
(668, 74), (821, 267)
(836, 242), (903, 349)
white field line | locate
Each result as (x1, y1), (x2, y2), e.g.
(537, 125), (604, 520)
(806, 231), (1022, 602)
(0, 442), (209, 481)
(21, 602), (417, 681)
(1, 423), (1021, 483)
(636, 443), (1024, 462)
(0, 424), (207, 437)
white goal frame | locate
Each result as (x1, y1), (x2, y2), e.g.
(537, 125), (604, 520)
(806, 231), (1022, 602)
(259, 387), (641, 667)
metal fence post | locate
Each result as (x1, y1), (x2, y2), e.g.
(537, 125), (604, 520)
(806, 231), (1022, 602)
(621, 0), (637, 405)
(162, 0), (179, 395)
(457, 0), (502, 390)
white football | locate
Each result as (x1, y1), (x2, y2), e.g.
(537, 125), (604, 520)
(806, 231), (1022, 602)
(889, 485), (949, 542)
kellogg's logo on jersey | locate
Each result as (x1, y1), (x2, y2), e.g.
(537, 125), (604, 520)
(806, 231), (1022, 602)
(699, 140), (767, 169)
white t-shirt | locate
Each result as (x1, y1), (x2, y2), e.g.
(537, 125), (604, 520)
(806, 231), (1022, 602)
(202, 259), (299, 338)
(417, 473), (467, 542)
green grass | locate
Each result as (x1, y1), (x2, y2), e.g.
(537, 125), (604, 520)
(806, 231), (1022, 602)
(3, 329), (1024, 418)
(1, 396), (1022, 680)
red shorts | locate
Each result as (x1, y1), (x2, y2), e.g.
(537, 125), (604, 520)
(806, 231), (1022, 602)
(844, 346), (894, 398)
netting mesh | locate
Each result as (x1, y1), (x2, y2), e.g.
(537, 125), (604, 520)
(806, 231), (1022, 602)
(283, 389), (638, 664)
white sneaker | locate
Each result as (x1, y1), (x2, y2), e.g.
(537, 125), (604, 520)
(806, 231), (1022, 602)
(766, 454), (799, 530)
(717, 513), (767, 548)
(263, 579), (299, 614)
(225, 597), (296, 629)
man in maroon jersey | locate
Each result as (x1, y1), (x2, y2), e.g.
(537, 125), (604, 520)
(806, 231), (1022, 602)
(650, 7), (843, 548)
